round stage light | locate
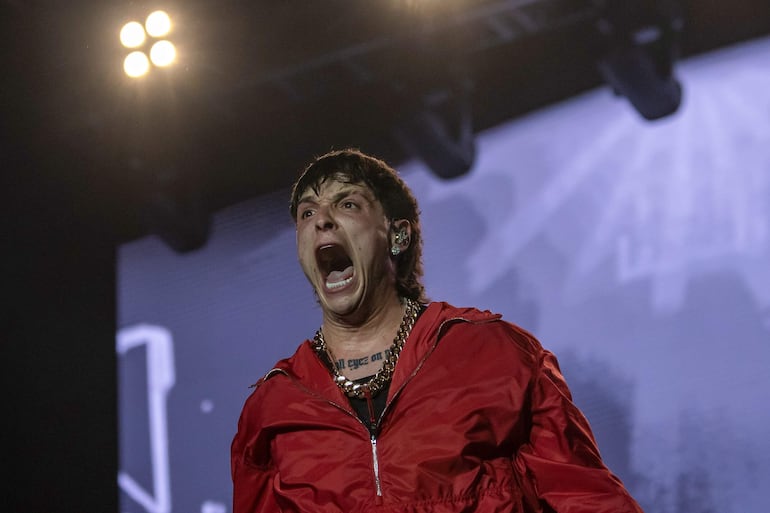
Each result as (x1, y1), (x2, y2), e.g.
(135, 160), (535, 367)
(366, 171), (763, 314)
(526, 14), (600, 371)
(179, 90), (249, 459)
(150, 40), (177, 67)
(146, 11), (172, 38)
(124, 51), (150, 77)
(120, 21), (146, 48)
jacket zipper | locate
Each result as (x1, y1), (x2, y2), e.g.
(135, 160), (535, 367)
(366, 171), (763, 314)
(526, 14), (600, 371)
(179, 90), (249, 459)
(370, 436), (383, 497)
(364, 390), (383, 500)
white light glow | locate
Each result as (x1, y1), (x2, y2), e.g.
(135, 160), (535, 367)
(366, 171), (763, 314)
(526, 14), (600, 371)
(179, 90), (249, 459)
(150, 40), (176, 67)
(120, 21), (146, 48)
(124, 51), (150, 77)
(146, 10), (172, 38)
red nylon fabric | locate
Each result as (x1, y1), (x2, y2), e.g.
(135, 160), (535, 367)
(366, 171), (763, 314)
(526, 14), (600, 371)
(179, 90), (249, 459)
(232, 302), (644, 513)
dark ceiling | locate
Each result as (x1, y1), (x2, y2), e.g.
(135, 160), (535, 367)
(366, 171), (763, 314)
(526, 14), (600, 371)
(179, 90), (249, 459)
(3, 0), (770, 247)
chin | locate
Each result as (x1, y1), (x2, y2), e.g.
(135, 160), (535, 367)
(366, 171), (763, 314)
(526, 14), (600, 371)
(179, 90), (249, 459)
(320, 288), (364, 317)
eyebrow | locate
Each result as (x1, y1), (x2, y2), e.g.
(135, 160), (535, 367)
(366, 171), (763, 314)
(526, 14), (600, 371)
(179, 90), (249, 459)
(296, 186), (369, 208)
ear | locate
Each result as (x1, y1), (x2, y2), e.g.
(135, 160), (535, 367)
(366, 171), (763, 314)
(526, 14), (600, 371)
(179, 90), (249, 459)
(390, 219), (412, 254)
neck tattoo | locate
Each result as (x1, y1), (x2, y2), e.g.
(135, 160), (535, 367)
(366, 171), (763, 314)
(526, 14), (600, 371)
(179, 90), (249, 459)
(313, 297), (420, 399)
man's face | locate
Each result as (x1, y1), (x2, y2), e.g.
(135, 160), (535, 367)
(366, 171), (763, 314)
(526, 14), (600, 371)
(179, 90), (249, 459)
(295, 177), (396, 320)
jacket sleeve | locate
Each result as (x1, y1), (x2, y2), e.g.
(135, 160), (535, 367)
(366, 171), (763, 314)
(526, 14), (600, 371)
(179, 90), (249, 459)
(231, 388), (280, 513)
(513, 349), (644, 513)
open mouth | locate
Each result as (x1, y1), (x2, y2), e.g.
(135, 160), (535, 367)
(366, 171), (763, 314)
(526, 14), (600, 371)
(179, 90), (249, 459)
(316, 244), (354, 291)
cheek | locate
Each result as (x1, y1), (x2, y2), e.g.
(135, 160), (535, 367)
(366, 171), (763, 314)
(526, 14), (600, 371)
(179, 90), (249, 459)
(295, 235), (315, 270)
(298, 246), (315, 269)
(297, 252), (318, 283)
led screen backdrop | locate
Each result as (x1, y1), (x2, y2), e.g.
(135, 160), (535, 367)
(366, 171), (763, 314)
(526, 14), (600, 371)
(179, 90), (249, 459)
(118, 37), (770, 513)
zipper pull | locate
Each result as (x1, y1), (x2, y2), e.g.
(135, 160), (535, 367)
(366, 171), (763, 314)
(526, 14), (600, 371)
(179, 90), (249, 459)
(370, 436), (383, 502)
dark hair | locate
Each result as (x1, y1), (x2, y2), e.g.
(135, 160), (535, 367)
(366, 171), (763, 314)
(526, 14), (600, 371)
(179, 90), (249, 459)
(290, 148), (427, 303)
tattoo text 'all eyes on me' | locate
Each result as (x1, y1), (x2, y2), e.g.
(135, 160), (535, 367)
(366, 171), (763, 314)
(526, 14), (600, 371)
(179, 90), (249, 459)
(334, 349), (393, 371)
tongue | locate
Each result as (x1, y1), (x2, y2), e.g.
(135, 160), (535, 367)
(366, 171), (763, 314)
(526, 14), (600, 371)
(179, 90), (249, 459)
(327, 265), (354, 284)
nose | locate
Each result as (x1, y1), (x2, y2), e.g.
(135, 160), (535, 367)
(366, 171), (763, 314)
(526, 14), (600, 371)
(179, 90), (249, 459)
(314, 204), (335, 231)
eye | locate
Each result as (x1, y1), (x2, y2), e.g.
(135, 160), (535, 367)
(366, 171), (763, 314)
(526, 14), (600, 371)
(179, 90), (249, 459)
(341, 200), (357, 210)
(299, 209), (314, 220)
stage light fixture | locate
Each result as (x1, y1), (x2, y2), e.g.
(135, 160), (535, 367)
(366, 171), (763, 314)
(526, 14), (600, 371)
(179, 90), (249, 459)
(120, 10), (176, 78)
(124, 51), (150, 78)
(595, 0), (683, 120)
(120, 21), (146, 48)
(150, 41), (176, 67)
(144, 172), (211, 253)
(146, 11), (172, 38)
(598, 44), (681, 120)
(393, 91), (476, 180)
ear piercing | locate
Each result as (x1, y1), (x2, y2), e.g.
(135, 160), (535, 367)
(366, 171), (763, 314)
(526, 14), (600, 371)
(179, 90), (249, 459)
(394, 230), (409, 245)
(391, 229), (409, 256)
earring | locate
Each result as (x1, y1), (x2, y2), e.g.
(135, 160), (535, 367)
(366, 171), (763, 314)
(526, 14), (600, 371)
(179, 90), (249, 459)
(390, 246), (401, 256)
(394, 230), (409, 245)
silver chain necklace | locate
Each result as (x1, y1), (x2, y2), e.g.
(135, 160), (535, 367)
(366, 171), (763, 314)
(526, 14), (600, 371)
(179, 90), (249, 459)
(313, 298), (420, 399)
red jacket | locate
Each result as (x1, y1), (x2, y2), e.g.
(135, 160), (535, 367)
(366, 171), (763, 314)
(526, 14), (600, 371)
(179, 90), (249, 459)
(232, 302), (644, 513)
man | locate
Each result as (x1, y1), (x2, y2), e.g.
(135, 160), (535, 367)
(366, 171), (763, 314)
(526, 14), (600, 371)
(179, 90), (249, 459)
(232, 149), (644, 513)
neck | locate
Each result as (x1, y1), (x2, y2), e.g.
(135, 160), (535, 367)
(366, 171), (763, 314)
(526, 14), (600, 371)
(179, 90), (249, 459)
(321, 292), (405, 359)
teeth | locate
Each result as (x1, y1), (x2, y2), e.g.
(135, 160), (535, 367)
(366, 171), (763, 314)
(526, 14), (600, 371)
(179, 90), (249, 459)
(326, 275), (353, 290)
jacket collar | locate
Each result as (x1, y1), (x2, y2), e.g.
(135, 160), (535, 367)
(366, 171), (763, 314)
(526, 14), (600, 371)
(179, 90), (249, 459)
(271, 302), (501, 404)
